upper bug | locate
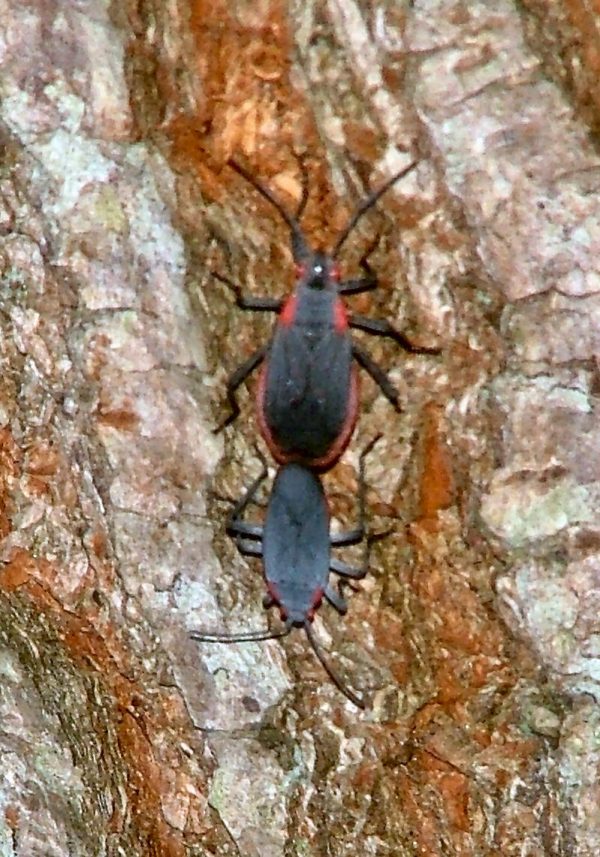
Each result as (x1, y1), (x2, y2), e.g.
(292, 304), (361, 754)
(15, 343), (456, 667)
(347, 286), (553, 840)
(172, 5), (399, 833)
(214, 157), (439, 471)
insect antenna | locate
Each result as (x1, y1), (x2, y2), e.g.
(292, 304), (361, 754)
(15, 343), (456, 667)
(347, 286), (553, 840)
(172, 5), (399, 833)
(304, 622), (365, 709)
(228, 159), (310, 262)
(332, 161), (418, 257)
(190, 626), (290, 644)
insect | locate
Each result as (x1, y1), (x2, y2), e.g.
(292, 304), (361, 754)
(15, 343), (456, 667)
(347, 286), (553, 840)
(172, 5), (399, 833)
(214, 157), (439, 470)
(191, 437), (381, 708)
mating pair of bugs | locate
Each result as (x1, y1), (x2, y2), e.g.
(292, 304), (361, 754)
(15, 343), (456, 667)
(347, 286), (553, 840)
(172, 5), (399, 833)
(191, 158), (439, 707)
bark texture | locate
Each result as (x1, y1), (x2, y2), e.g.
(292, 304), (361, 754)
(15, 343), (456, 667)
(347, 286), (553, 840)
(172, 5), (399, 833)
(1, 1), (599, 855)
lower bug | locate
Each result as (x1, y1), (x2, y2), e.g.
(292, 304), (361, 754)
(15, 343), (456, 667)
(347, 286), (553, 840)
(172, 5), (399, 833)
(191, 437), (381, 708)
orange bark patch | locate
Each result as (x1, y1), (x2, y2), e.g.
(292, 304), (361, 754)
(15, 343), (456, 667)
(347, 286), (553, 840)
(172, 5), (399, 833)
(0, 548), (36, 590)
(21, 475), (51, 498)
(173, 0), (304, 165)
(4, 804), (19, 831)
(438, 771), (470, 832)
(25, 440), (60, 476)
(564, 0), (600, 117)
(418, 403), (454, 525)
(343, 121), (381, 165)
(352, 761), (378, 792)
(89, 528), (109, 559)
(373, 612), (411, 683)
(398, 772), (446, 857)
(0, 548), (207, 853)
(167, 0), (346, 249)
(97, 407), (139, 430)
(115, 711), (185, 856)
(0, 428), (20, 539)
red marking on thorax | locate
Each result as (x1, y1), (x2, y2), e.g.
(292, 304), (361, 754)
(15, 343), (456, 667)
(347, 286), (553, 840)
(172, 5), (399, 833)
(279, 294), (298, 327)
(333, 298), (348, 332)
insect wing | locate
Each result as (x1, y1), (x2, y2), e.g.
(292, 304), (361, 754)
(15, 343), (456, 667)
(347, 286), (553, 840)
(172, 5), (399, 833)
(262, 324), (353, 459)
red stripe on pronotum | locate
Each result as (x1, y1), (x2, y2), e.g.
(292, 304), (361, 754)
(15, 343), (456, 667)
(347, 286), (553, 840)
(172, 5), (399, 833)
(279, 294), (298, 327)
(333, 298), (348, 332)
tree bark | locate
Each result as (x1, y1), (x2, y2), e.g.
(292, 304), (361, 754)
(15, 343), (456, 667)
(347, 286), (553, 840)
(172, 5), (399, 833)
(1, 1), (599, 855)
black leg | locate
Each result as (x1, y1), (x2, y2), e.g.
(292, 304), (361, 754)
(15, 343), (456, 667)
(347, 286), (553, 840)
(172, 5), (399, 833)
(330, 528), (364, 547)
(325, 584), (348, 614)
(226, 459), (268, 540)
(329, 432), (380, 570)
(337, 237), (379, 296)
(233, 536), (264, 556)
(349, 313), (440, 355)
(331, 434), (377, 547)
(352, 343), (401, 410)
(331, 531), (383, 588)
(304, 622), (365, 708)
(294, 152), (310, 222)
(213, 271), (282, 313)
(214, 344), (268, 433)
(337, 276), (377, 297)
(329, 558), (366, 580)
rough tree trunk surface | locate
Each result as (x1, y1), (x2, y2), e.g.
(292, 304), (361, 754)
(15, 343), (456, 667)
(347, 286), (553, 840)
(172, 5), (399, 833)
(0, 1), (599, 855)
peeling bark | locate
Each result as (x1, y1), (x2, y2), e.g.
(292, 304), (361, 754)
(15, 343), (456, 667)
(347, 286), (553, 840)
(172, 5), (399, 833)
(1, 1), (599, 855)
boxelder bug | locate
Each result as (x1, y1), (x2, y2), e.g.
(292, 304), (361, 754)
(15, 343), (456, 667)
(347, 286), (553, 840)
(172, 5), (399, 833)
(191, 437), (381, 708)
(214, 158), (440, 469)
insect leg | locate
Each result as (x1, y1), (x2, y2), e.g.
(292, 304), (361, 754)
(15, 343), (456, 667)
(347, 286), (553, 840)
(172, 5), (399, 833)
(352, 343), (401, 410)
(337, 278), (377, 297)
(214, 344), (268, 433)
(337, 240), (378, 296)
(234, 536), (263, 557)
(349, 313), (441, 355)
(213, 271), (282, 312)
(294, 152), (310, 222)
(325, 584), (348, 614)
(330, 529), (363, 547)
(226, 459), (268, 539)
(330, 433), (382, 586)
(304, 623), (365, 709)
(329, 558), (365, 579)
